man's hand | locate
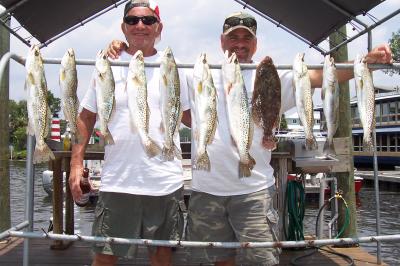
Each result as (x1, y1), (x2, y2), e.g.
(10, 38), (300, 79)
(107, 40), (128, 59)
(69, 163), (84, 202)
(365, 43), (393, 64)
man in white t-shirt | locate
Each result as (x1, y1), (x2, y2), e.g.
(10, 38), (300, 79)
(185, 11), (393, 266)
(69, 1), (190, 265)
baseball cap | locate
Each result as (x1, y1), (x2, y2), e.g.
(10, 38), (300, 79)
(124, 0), (161, 21)
(222, 12), (257, 37)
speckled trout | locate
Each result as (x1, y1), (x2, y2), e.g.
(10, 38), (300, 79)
(354, 54), (375, 152)
(222, 51), (255, 178)
(192, 53), (218, 171)
(59, 48), (79, 144)
(94, 50), (115, 145)
(322, 55), (340, 156)
(252, 56), (281, 151)
(25, 45), (55, 164)
(293, 53), (317, 150)
(127, 50), (161, 158)
(160, 47), (182, 161)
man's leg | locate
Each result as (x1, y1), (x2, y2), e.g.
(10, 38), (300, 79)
(92, 253), (118, 266)
(149, 246), (172, 266)
(228, 188), (279, 266)
(186, 191), (236, 264)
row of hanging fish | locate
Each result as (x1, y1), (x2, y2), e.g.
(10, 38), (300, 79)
(294, 53), (375, 156)
(191, 51), (282, 178)
(25, 46), (375, 166)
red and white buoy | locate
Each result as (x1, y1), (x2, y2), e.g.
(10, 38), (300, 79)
(50, 114), (61, 142)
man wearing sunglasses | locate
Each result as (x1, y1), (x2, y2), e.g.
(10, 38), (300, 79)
(70, 0), (190, 266)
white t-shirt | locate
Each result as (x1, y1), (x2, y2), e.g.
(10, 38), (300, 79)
(81, 51), (190, 196)
(188, 67), (295, 196)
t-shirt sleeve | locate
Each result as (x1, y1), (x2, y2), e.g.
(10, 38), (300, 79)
(80, 70), (97, 113)
(279, 70), (296, 114)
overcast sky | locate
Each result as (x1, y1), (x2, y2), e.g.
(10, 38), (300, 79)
(3, 0), (400, 113)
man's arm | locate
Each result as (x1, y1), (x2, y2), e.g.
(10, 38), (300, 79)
(69, 108), (96, 201)
(309, 43), (393, 88)
(107, 40), (128, 59)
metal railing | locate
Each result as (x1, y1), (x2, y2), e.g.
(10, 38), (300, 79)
(1, 51), (400, 265)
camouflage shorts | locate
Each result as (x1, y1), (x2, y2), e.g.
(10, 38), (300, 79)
(92, 188), (185, 258)
(185, 187), (280, 266)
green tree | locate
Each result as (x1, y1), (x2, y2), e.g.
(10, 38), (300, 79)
(179, 127), (191, 142)
(8, 100), (28, 150)
(386, 29), (400, 76)
(47, 90), (61, 115)
(279, 113), (288, 130)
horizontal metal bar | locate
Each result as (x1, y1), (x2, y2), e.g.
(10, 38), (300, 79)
(3, 53), (399, 71)
(7, 231), (400, 248)
(39, 57), (400, 70)
(0, 221), (29, 240)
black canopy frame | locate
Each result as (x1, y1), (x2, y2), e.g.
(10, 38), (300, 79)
(0, 0), (399, 53)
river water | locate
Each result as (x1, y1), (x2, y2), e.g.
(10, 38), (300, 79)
(8, 160), (400, 265)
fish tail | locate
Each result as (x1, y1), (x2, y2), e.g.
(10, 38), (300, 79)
(33, 143), (55, 164)
(143, 138), (162, 158)
(323, 139), (336, 156)
(104, 128), (115, 145)
(238, 154), (256, 178)
(305, 136), (318, 151)
(194, 150), (210, 171)
(262, 135), (277, 151)
(162, 146), (175, 161)
(363, 135), (374, 152)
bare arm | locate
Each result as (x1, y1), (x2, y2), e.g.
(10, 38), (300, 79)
(107, 40), (128, 59)
(309, 43), (393, 88)
(181, 110), (191, 128)
(69, 108), (96, 201)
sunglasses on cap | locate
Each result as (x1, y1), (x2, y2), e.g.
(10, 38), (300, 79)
(224, 16), (257, 28)
(124, 15), (159, 26)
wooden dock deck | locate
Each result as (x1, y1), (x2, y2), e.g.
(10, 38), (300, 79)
(0, 237), (386, 265)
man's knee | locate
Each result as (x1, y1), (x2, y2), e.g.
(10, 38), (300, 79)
(92, 253), (118, 266)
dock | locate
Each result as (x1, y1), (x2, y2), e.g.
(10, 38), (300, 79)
(0, 237), (386, 265)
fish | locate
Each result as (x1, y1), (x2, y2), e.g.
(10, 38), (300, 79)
(126, 50), (161, 157)
(354, 54), (375, 152)
(59, 48), (79, 144)
(322, 55), (340, 156)
(25, 45), (55, 164)
(251, 56), (281, 151)
(192, 53), (218, 171)
(94, 50), (115, 145)
(292, 52), (317, 150)
(159, 47), (182, 161)
(222, 51), (255, 178)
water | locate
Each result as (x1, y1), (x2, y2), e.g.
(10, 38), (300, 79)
(8, 161), (400, 265)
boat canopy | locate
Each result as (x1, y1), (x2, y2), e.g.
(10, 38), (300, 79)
(0, 0), (392, 52)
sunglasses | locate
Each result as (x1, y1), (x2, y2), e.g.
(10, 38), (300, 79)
(124, 16), (159, 26)
(224, 17), (257, 28)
